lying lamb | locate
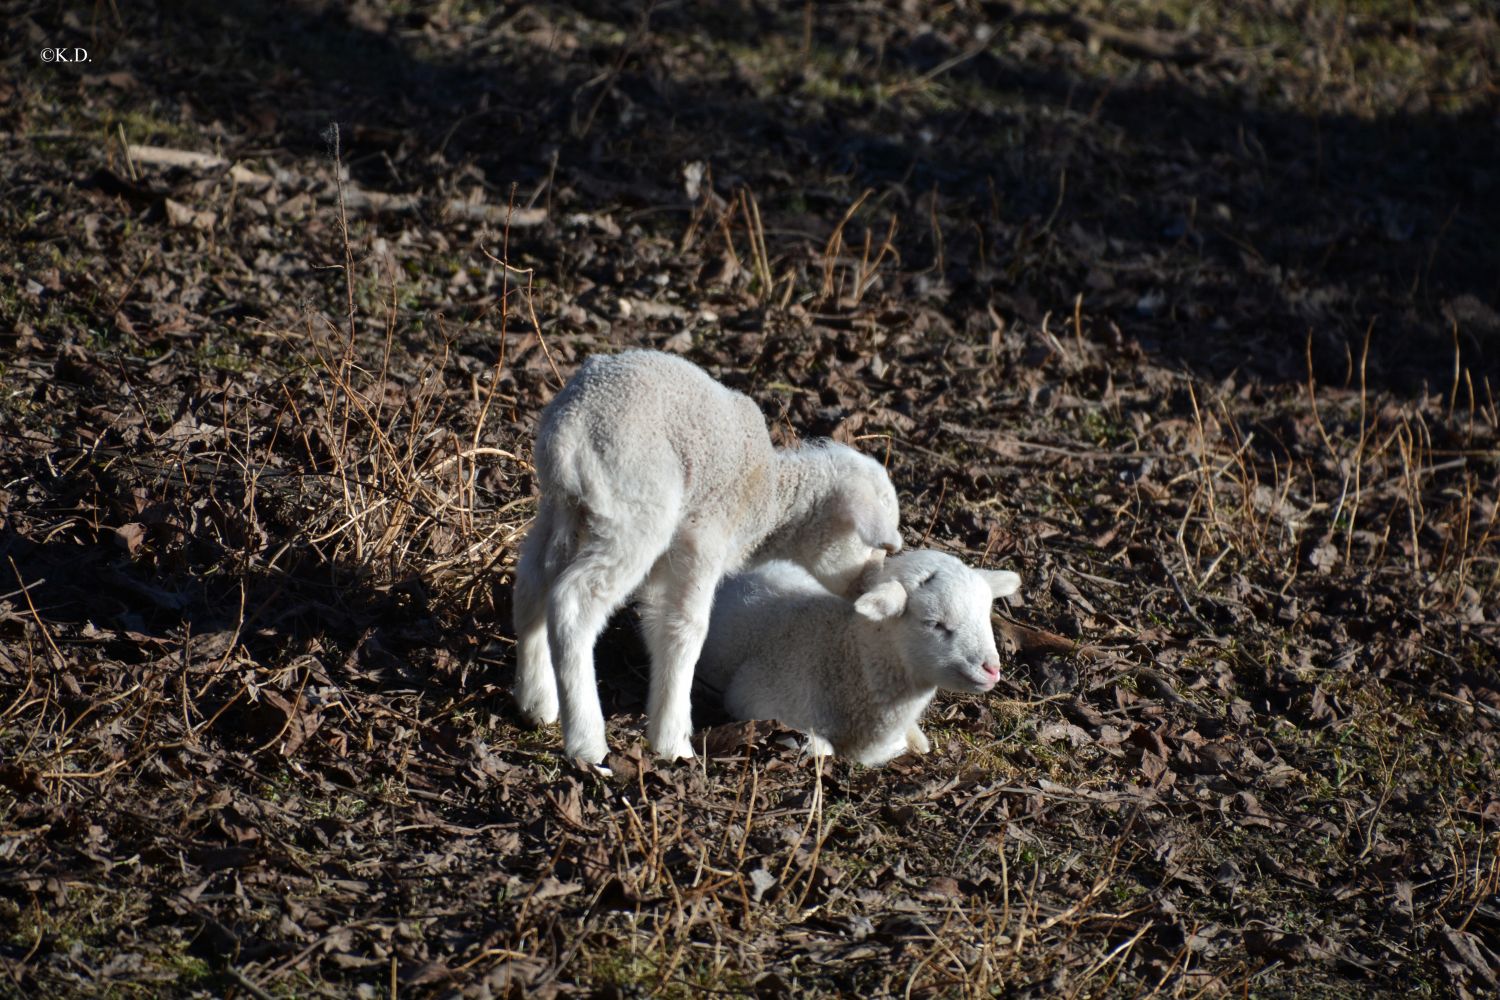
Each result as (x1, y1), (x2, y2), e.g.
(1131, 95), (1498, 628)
(697, 550), (1021, 766)
(512, 350), (902, 763)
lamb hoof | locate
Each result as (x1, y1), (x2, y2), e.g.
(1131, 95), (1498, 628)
(563, 725), (608, 764)
(805, 736), (835, 759)
(647, 718), (697, 761)
(564, 739), (609, 765)
(651, 737), (696, 761)
(515, 692), (559, 727)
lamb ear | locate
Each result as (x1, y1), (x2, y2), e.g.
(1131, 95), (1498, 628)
(854, 580), (908, 621)
(979, 570), (1021, 600)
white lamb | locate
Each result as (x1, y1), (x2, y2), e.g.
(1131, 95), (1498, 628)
(511, 350), (903, 763)
(696, 550), (1021, 766)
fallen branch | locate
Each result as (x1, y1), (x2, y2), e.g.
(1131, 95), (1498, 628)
(126, 143), (272, 187)
(994, 616), (1103, 660)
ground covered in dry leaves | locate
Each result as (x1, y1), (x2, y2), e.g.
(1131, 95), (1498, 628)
(3, 1), (1499, 997)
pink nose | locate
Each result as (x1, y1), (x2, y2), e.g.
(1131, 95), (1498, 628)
(981, 662), (1001, 681)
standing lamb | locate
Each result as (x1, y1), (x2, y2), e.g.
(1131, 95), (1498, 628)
(697, 550), (1021, 766)
(512, 350), (903, 764)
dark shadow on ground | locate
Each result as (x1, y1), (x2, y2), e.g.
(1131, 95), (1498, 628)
(20, 0), (1494, 395)
(0, 460), (656, 733)
(0, 481), (488, 745)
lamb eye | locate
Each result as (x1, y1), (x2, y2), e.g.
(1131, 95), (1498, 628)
(927, 620), (952, 634)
